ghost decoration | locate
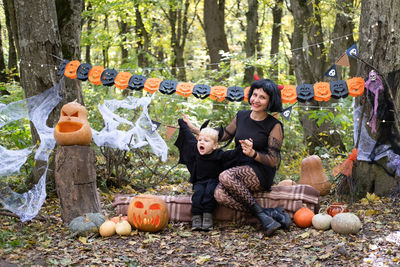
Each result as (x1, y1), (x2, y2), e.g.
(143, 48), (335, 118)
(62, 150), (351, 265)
(54, 101), (92, 146)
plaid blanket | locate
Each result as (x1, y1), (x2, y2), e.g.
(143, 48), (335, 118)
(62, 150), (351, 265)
(112, 184), (320, 223)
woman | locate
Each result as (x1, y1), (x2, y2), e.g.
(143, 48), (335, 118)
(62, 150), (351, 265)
(183, 79), (289, 236)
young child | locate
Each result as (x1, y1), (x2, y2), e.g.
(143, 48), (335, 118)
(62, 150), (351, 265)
(174, 118), (240, 231)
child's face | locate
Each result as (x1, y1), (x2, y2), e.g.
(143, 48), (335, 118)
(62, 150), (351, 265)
(197, 133), (218, 155)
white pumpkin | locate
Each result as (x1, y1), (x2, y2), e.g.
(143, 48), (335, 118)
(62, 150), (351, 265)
(331, 212), (362, 234)
(312, 213), (332, 230)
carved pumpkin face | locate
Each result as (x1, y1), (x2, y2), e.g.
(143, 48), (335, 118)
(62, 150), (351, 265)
(347, 77), (365, 97)
(159, 80), (178, 95)
(88, 66), (105, 85)
(144, 78), (162, 94)
(127, 195), (169, 232)
(54, 101), (92, 146)
(76, 63), (92, 81)
(296, 84), (314, 102)
(64, 60), (81, 79)
(114, 72), (132, 90)
(176, 82), (194, 97)
(313, 82), (331, 101)
(281, 85), (297, 104)
(226, 86), (244, 102)
(330, 80), (348, 99)
(210, 86), (227, 102)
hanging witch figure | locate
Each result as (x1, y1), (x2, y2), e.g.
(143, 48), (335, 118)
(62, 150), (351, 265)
(365, 70), (384, 134)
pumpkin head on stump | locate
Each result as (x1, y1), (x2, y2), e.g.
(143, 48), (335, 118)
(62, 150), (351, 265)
(54, 101), (92, 146)
(127, 194), (169, 232)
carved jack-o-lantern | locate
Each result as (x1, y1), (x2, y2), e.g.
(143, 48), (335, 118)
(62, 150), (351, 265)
(159, 80), (178, 95)
(281, 85), (297, 104)
(76, 63), (92, 81)
(144, 78), (162, 94)
(57, 60), (70, 76)
(347, 77), (365, 97)
(176, 82), (194, 97)
(296, 84), (314, 102)
(192, 84), (211, 99)
(88, 66), (105, 85)
(330, 80), (348, 99)
(114, 72), (133, 90)
(313, 82), (331, 101)
(127, 194), (169, 232)
(64, 60), (81, 79)
(243, 86), (250, 102)
(54, 101), (92, 146)
(128, 75), (147, 91)
(101, 69), (118, 86)
(226, 86), (244, 102)
(210, 86), (227, 102)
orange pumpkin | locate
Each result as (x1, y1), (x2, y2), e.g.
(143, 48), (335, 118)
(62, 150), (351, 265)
(54, 101), (92, 146)
(64, 60), (81, 79)
(243, 86), (250, 102)
(209, 86), (227, 102)
(313, 82), (331, 101)
(175, 82), (194, 97)
(281, 85), (297, 104)
(299, 155), (331, 196)
(277, 179), (297, 186)
(88, 66), (105, 85)
(127, 195), (169, 232)
(294, 206), (315, 228)
(347, 77), (365, 97)
(144, 78), (162, 94)
(114, 72), (133, 90)
(110, 215), (128, 224)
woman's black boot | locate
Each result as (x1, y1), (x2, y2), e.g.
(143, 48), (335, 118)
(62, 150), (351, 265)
(250, 203), (281, 236)
(263, 207), (291, 230)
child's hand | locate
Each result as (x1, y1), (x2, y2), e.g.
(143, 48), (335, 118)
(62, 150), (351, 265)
(239, 138), (254, 157)
(182, 113), (199, 134)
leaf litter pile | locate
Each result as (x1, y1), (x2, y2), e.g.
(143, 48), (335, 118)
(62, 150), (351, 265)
(1, 184), (399, 266)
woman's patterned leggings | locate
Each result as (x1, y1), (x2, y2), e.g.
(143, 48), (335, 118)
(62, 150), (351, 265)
(214, 166), (263, 212)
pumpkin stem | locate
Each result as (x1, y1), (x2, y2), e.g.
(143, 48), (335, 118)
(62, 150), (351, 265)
(84, 214), (90, 223)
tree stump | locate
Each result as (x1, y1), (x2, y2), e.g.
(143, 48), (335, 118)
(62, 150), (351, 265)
(55, 145), (101, 224)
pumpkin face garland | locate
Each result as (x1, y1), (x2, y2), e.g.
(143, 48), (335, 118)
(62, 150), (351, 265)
(54, 101), (92, 146)
(296, 84), (314, 102)
(127, 194), (169, 232)
(128, 75), (147, 91)
(192, 84), (211, 99)
(159, 80), (178, 95)
(114, 72), (132, 90)
(209, 86), (227, 102)
(101, 69), (118, 86)
(144, 78), (162, 94)
(176, 82), (194, 97)
(57, 60), (70, 76)
(88, 66), (105, 85)
(313, 82), (331, 101)
(281, 85), (297, 104)
(76, 63), (93, 81)
(226, 86), (244, 102)
(330, 80), (348, 99)
(347, 77), (365, 97)
(64, 60), (81, 79)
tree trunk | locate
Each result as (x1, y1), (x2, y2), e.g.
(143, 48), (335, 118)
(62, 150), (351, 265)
(3, 0), (18, 81)
(352, 0), (400, 198)
(118, 18), (130, 65)
(135, 1), (150, 68)
(204, 0), (229, 73)
(55, 146), (101, 224)
(243, 0), (258, 84)
(85, 2), (93, 64)
(0, 23), (8, 83)
(270, 0), (283, 80)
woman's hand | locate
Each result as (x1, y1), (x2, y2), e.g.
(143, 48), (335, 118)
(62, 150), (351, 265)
(239, 138), (255, 157)
(182, 113), (200, 134)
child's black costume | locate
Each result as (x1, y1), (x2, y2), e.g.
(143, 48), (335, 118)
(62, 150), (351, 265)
(174, 119), (240, 215)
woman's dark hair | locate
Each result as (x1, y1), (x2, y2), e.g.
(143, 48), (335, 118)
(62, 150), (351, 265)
(248, 79), (283, 112)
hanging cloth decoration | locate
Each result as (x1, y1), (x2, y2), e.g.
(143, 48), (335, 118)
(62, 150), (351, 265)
(313, 82), (331, 101)
(159, 80), (178, 95)
(365, 70), (384, 133)
(335, 52), (350, 67)
(330, 80), (348, 99)
(347, 77), (365, 97)
(281, 85), (297, 104)
(192, 84), (211, 99)
(324, 64), (338, 79)
(129, 75), (146, 91)
(76, 63), (92, 81)
(209, 86), (227, 102)
(346, 44), (359, 58)
(88, 66), (105, 85)
(101, 69), (118, 86)
(64, 60), (81, 79)
(175, 82), (194, 97)
(226, 86), (244, 102)
(296, 84), (314, 102)
(281, 105), (294, 121)
(144, 78), (162, 94)
(114, 72), (133, 90)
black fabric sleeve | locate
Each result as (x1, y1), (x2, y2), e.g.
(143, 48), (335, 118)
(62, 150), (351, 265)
(174, 119), (197, 175)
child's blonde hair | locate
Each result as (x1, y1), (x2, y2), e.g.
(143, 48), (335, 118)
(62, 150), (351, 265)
(199, 127), (219, 144)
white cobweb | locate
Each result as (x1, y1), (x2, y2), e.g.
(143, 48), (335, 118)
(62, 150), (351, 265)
(0, 80), (168, 222)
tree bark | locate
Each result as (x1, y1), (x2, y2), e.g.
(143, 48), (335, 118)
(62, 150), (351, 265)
(352, 0), (400, 198)
(243, 0), (258, 84)
(84, 2), (93, 64)
(118, 18), (130, 65)
(0, 23), (7, 83)
(3, 0), (18, 81)
(270, 0), (283, 80)
(55, 146), (101, 224)
(135, 1), (150, 68)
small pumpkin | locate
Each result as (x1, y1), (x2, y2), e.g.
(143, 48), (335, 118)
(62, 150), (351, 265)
(313, 82), (331, 101)
(64, 60), (81, 79)
(326, 202), (349, 217)
(192, 84), (211, 99)
(281, 85), (297, 104)
(114, 72), (132, 90)
(68, 214), (98, 236)
(127, 194), (169, 232)
(86, 213), (106, 227)
(110, 215), (128, 224)
(88, 65), (105, 85)
(209, 86), (227, 102)
(54, 101), (92, 146)
(299, 155), (331, 196)
(347, 77), (365, 97)
(226, 86), (244, 102)
(277, 179), (296, 186)
(175, 82), (194, 97)
(312, 213), (332, 230)
(99, 215), (116, 237)
(331, 212), (362, 234)
(144, 78), (162, 94)
(115, 215), (132, 236)
(293, 205), (315, 228)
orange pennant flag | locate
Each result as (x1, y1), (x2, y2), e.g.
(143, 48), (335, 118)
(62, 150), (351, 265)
(335, 52), (350, 67)
(165, 125), (177, 141)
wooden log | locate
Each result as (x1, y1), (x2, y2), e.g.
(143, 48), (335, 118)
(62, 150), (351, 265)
(55, 145), (101, 224)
